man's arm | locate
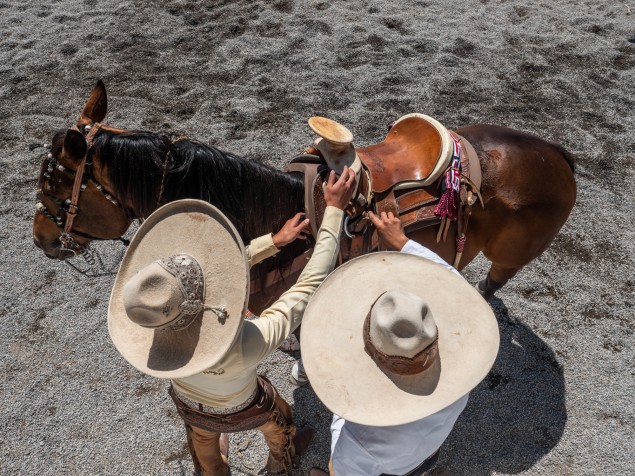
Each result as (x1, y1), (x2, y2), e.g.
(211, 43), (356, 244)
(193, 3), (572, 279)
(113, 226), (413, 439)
(368, 211), (461, 277)
(400, 240), (460, 277)
(242, 167), (356, 366)
(246, 213), (310, 268)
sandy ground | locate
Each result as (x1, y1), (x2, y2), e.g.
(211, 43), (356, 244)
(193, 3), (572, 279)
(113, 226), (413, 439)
(1, 0), (634, 475)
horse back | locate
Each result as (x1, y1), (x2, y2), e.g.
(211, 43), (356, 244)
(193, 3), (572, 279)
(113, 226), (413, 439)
(456, 124), (576, 206)
(453, 124), (577, 264)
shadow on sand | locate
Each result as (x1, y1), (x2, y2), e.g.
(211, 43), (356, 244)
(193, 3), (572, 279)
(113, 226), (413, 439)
(430, 297), (567, 475)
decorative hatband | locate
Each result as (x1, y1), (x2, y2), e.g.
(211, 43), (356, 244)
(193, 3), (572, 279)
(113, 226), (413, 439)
(157, 254), (228, 331)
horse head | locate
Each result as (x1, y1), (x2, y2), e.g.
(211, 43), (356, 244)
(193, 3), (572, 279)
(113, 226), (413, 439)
(33, 81), (132, 259)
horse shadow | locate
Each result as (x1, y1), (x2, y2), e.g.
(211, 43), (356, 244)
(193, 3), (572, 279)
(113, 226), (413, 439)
(429, 297), (567, 475)
(290, 297), (567, 476)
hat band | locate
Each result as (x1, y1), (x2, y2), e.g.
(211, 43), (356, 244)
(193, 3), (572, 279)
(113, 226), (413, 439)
(156, 254), (228, 331)
(363, 310), (438, 376)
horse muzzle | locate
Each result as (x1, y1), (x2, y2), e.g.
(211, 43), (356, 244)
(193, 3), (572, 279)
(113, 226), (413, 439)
(33, 234), (78, 260)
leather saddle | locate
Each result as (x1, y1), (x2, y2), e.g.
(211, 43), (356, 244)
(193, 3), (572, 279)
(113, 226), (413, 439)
(358, 113), (453, 193)
(288, 114), (483, 265)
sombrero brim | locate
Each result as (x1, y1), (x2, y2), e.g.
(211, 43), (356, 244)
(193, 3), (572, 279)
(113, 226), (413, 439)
(301, 252), (499, 426)
(108, 200), (249, 379)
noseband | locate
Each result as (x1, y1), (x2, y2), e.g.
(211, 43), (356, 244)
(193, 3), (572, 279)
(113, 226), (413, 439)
(36, 122), (128, 256)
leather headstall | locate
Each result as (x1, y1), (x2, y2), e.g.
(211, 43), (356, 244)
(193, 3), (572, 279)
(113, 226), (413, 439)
(60, 123), (103, 251)
(36, 122), (129, 256)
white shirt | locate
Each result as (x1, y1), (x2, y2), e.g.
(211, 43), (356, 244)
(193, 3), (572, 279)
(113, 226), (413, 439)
(330, 240), (469, 476)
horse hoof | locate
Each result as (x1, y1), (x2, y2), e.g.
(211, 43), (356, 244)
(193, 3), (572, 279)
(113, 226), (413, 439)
(476, 280), (494, 302)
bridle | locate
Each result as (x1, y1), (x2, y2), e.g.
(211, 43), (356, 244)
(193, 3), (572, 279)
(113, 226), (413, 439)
(36, 122), (130, 263)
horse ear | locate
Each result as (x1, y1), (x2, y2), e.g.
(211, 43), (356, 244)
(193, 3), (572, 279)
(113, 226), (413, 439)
(63, 129), (88, 160)
(80, 80), (107, 123)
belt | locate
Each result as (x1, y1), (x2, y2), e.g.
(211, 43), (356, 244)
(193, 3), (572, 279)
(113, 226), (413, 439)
(168, 375), (278, 433)
(174, 384), (259, 415)
(380, 450), (440, 476)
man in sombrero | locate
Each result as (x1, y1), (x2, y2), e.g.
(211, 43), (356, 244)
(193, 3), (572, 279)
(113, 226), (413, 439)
(304, 211), (500, 476)
(108, 167), (356, 475)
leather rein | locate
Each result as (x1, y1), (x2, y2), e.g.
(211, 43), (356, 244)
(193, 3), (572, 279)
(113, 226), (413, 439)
(36, 122), (129, 256)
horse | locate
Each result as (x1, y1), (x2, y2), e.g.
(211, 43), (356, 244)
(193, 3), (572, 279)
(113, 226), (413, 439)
(33, 81), (576, 310)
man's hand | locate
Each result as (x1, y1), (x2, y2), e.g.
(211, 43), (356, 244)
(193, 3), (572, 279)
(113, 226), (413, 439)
(272, 213), (311, 248)
(324, 166), (356, 210)
(368, 211), (409, 251)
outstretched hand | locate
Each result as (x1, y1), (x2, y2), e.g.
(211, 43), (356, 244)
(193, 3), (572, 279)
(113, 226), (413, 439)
(323, 166), (357, 210)
(272, 213), (311, 248)
(368, 211), (409, 251)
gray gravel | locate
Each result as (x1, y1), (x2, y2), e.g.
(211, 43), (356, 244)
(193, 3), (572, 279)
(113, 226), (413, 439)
(1, 0), (634, 475)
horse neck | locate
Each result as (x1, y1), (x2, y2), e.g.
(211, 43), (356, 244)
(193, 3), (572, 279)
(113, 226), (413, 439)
(95, 132), (306, 253)
(161, 141), (305, 244)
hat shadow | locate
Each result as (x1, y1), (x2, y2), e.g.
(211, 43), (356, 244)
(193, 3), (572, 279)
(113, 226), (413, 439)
(429, 297), (567, 475)
(146, 317), (202, 371)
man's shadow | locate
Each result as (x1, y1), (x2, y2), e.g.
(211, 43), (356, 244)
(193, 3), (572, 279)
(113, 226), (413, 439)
(430, 297), (567, 475)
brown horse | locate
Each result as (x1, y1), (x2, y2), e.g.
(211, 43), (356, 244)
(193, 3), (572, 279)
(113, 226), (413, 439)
(33, 81), (576, 310)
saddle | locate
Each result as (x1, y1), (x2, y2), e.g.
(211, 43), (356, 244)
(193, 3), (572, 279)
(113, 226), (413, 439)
(288, 114), (483, 268)
(358, 113), (452, 193)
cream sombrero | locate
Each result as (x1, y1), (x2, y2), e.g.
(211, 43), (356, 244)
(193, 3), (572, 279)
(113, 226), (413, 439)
(108, 199), (249, 379)
(301, 252), (499, 426)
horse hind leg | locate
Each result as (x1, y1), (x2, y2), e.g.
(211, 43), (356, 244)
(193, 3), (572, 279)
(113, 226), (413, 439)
(476, 210), (573, 301)
(477, 264), (522, 301)
(475, 205), (573, 302)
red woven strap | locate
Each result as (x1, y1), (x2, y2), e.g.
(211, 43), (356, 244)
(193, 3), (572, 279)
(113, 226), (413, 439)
(456, 234), (466, 253)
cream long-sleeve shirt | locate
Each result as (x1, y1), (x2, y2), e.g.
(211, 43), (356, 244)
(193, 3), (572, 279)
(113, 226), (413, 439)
(172, 206), (343, 408)
(245, 232), (280, 268)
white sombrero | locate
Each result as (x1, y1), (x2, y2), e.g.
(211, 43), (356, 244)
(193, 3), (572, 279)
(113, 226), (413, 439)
(301, 252), (499, 426)
(108, 199), (249, 379)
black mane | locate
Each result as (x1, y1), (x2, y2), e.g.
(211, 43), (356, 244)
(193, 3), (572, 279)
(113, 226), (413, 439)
(93, 130), (307, 274)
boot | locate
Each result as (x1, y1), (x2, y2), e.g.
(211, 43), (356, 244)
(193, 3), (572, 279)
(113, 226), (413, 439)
(265, 426), (315, 473)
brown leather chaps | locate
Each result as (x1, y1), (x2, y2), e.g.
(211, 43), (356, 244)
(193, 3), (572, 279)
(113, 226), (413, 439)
(169, 376), (296, 476)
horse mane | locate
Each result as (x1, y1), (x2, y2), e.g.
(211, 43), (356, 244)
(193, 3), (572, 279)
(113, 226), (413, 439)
(93, 130), (307, 274)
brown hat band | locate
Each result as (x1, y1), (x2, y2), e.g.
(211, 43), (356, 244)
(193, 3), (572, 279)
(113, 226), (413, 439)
(363, 310), (439, 376)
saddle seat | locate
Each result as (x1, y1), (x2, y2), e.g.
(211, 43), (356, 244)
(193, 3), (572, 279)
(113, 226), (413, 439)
(357, 113), (455, 193)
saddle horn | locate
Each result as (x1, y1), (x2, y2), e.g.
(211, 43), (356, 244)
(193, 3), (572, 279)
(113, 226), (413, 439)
(308, 116), (358, 176)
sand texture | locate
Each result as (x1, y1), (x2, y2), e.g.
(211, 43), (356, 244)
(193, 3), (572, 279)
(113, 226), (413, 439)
(1, 0), (634, 475)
